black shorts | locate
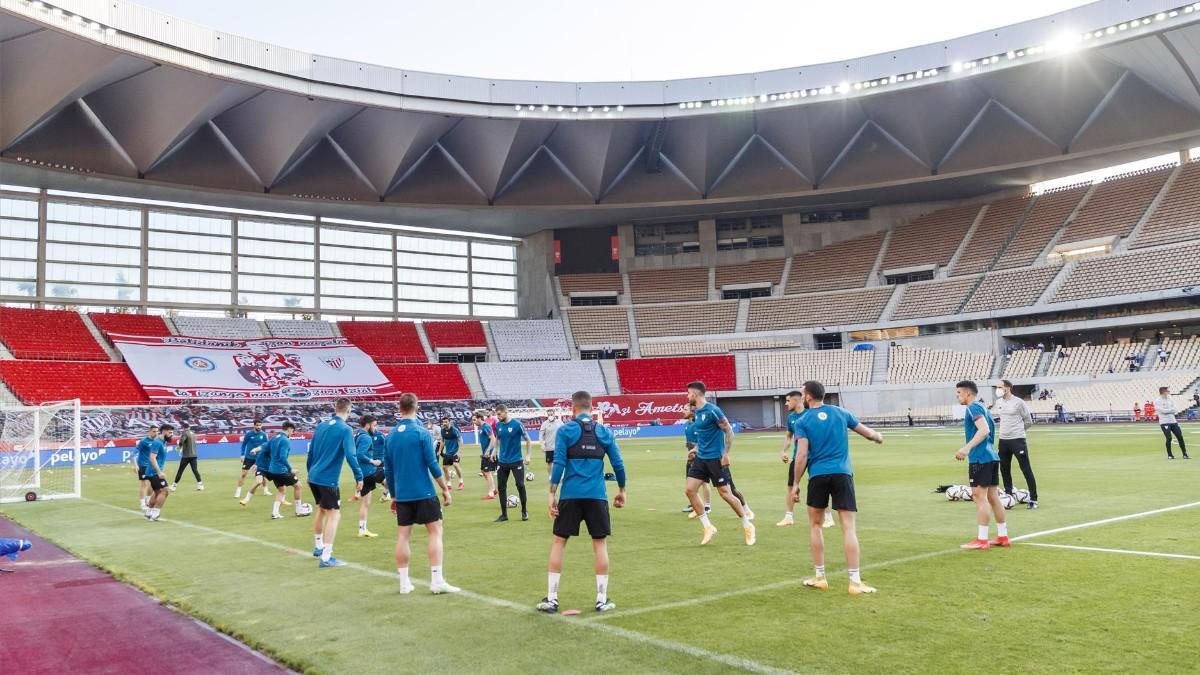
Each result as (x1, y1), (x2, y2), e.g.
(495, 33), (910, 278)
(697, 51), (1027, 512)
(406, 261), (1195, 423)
(361, 469), (386, 495)
(308, 483), (340, 510)
(998, 438), (1028, 457)
(969, 461), (1001, 487)
(254, 464), (269, 477)
(137, 467), (148, 481)
(807, 473), (856, 512)
(686, 457), (729, 486)
(787, 458), (797, 487)
(147, 475), (168, 492)
(442, 453), (460, 467)
(241, 456), (256, 471)
(480, 456), (499, 473)
(553, 499), (611, 539)
(271, 472), (298, 489)
(722, 466), (737, 490)
(544, 451), (554, 464)
(395, 498), (442, 526)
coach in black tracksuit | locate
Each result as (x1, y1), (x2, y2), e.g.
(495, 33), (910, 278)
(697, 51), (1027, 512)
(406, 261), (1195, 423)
(991, 381), (1038, 509)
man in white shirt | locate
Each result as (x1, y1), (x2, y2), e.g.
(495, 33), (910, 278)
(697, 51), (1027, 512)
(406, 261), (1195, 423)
(540, 409), (565, 479)
(1155, 387), (1190, 460)
(991, 380), (1039, 509)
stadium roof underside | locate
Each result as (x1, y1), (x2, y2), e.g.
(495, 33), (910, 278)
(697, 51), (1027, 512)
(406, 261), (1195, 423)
(6, 0), (1200, 236)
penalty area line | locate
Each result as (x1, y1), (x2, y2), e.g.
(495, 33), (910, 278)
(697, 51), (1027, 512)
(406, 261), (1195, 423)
(82, 499), (790, 675)
(1023, 543), (1200, 561)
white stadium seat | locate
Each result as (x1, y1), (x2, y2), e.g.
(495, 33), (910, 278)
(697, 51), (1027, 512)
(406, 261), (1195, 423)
(265, 319), (335, 338)
(490, 319), (571, 361)
(171, 316), (265, 339)
(477, 360), (607, 398)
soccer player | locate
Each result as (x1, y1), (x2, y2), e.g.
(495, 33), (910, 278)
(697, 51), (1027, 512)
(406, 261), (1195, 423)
(537, 390), (627, 614)
(1155, 386), (1190, 459)
(474, 412), (498, 499)
(540, 410), (564, 480)
(491, 404), (532, 522)
(235, 420), (269, 499)
(355, 414), (386, 538)
(265, 422), (309, 520)
(169, 423), (203, 492)
(955, 380), (1009, 550)
(144, 424), (175, 521)
(683, 381), (755, 546)
(992, 380), (1039, 508)
(238, 428), (275, 507)
(681, 408), (711, 518)
(440, 418), (465, 490)
(384, 393), (458, 595)
(790, 381), (882, 595)
(134, 425), (160, 512)
(307, 398), (364, 568)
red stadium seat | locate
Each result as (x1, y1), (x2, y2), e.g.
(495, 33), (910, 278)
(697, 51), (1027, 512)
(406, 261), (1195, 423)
(87, 313), (171, 343)
(0, 307), (109, 361)
(422, 321), (486, 350)
(0, 361), (150, 405)
(337, 321), (428, 363)
(376, 364), (471, 401)
(615, 355), (736, 394)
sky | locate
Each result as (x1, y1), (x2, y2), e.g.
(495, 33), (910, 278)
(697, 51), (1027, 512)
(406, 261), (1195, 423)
(134, 0), (1097, 82)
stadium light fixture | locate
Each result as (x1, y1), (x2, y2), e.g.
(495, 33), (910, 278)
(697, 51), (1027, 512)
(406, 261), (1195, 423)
(514, 105), (522, 111)
(31, 1), (45, 9)
(540, 104), (549, 111)
(616, 105), (624, 111)
(556, 106), (563, 112)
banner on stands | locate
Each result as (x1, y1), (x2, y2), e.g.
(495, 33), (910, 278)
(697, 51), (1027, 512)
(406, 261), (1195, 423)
(110, 334), (398, 401)
(539, 394), (691, 425)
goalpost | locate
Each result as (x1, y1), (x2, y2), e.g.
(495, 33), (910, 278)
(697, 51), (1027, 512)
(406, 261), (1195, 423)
(0, 399), (82, 504)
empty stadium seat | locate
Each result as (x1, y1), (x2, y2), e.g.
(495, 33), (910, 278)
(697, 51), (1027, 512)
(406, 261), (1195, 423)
(0, 307), (109, 361)
(787, 232), (885, 294)
(0, 361), (149, 404)
(489, 320), (571, 361)
(952, 196), (1028, 276)
(477, 360), (607, 398)
(1000, 348), (1043, 379)
(634, 301), (736, 338)
(961, 266), (1060, 314)
(1060, 166), (1172, 243)
(1053, 243), (1200, 303)
(888, 346), (994, 384)
(748, 350), (873, 389)
(992, 185), (1086, 270)
(641, 337), (802, 357)
(87, 313), (172, 341)
(628, 267), (709, 304)
(1133, 161), (1200, 249)
(1044, 341), (1148, 377)
(891, 276), (979, 320)
(747, 286), (894, 331)
(715, 259), (785, 288)
(172, 316), (265, 339)
(1026, 374), (1195, 415)
(264, 319), (335, 338)
(422, 321), (486, 350)
(558, 273), (624, 296)
(882, 203), (980, 271)
(376, 363), (471, 400)
(1151, 336), (1200, 371)
(616, 355), (735, 394)
(565, 307), (630, 347)
(337, 321), (428, 363)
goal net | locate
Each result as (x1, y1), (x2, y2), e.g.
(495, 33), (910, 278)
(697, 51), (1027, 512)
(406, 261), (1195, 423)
(0, 399), (82, 503)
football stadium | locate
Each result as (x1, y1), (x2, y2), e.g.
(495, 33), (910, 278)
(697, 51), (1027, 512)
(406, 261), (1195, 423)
(1, 0), (1198, 672)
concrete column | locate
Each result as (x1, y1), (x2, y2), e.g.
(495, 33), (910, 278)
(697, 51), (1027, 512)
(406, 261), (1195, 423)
(616, 223), (634, 273)
(698, 218), (717, 265)
(516, 229), (556, 320)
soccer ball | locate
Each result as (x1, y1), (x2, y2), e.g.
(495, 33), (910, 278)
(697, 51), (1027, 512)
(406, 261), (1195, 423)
(295, 502), (313, 516)
(1012, 488), (1030, 503)
(506, 495), (519, 508)
(997, 492), (1017, 509)
(525, 471), (535, 482)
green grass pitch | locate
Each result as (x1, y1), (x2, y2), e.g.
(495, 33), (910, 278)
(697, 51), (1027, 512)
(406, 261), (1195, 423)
(4, 424), (1199, 674)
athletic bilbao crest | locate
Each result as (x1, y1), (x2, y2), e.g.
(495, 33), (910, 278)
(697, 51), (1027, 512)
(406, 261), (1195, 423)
(232, 351), (316, 389)
(322, 357), (345, 371)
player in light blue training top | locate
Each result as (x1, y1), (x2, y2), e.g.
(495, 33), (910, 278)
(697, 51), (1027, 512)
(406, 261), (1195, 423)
(439, 418), (465, 491)
(263, 422), (308, 520)
(790, 381), (883, 595)
(683, 381), (755, 547)
(777, 390), (833, 529)
(680, 407), (711, 517)
(306, 398), (364, 569)
(235, 420), (269, 500)
(134, 425), (160, 513)
(474, 412), (498, 500)
(354, 414), (386, 538)
(142, 424), (175, 522)
(384, 393), (457, 595)
(489, 405), (531, 523)
(955, 380), (1008, 551)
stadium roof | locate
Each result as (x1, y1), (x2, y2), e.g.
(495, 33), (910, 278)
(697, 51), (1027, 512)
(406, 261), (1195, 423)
(4, 0), (1200, 235)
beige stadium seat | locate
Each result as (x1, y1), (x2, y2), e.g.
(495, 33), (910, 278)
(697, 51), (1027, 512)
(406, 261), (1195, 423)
(887, 346), (994, 384)
(952, 196), (1028, 276)
(1043, 341), (1148, 377)
(565, 307), (630, 346)
(1027, 374), (1196, 415)
(1150, 336), (1200, 371)
(558, 273), (623, 296)
(640, 337), (802, 357)
(747, 286), (894, 331)
(962, 266), (1060, 313)
(1052, 242), (1200, 303)
(891, 276), (979, 320)
(1001, 348), (1043, 379)
(628, 267), (709, 303)
(992, 185), (1087, 271)
(715, 258), (785, 287)
(748, 349), (874, 389)
(1059, 165), (1173, 243)
(787, 231), (886, 294)
(1134, 161), (1200, 249)
(634, 301), (737, 338)
(881, 203), (980, 271)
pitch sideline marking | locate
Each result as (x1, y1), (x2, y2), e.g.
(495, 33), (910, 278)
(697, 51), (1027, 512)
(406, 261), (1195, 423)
(1024, 543), (1200, 561)
(82, 500), (790, 675)
(584, 499), (1200, 622)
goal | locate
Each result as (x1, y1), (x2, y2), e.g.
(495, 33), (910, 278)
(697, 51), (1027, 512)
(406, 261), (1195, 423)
(0, 399), (82, 503)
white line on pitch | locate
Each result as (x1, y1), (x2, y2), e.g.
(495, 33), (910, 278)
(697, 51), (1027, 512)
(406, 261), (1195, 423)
(1024, 543), (1200, 560)
(82, 500), (789, 675)
(586, 499), (1200, 622)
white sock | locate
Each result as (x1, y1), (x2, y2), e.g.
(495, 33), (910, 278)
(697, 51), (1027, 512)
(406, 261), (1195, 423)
(321, 544), (332, 562)
(596, 574), (608, 603)
(431, 565), (444, 586)
(825, 510), (834, 520)
(741, 515), (752, 528)
(263, 488), (271, 495)
(272, 502), (280, 517)
(849, 568), (861, 583)
(704, 503), (711, 509)
(314, 534), (324, 549)
(784, 511), (793, 520)
(234, 488), (241, 498)
(548, 572), (561, 601)
(359, 520), (367, 532)
(997, 522), (1008, 537)
(242, 492), (252, 503)
(978, 525), (989, 540)
(699, 513), (713, 528)
(398, 567), (410, 587)
(815, 565), (825, 578)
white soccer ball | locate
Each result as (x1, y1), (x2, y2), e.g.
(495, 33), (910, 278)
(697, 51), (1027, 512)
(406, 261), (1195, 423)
(1012, 488), (1030, 504)
(945, 489), (960, 502)
(998, 492), (1017, 510)
(506, 495), (519, 508)
(296, 502), (313, 516)
(525, 471), (535, 482)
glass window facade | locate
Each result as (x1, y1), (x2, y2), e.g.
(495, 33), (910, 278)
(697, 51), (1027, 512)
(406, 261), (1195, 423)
(1, 191), (520, 318)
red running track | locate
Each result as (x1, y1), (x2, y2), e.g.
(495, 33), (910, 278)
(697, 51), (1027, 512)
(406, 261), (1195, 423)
(0, 516), (288, 675)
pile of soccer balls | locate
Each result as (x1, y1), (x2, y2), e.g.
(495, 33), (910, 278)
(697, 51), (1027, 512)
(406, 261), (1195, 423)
(937, 485), (1028, 509)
